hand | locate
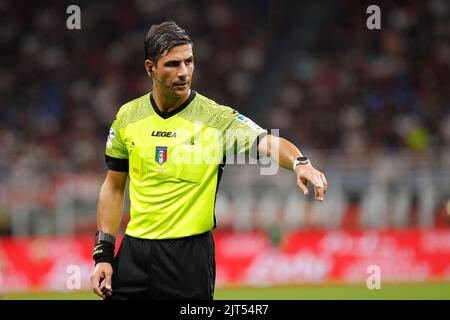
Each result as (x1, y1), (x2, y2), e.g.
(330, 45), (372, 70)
(295, 163), (328, 201)
(90, 262), (113, 299)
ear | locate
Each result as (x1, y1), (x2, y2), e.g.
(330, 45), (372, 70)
(144, 60), (154, 77)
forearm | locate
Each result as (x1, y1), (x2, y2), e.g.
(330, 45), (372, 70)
(96, 172), (127, 236)
(258, 134), (302, 171)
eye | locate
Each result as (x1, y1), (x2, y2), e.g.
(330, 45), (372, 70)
(166, 61), (179, 67)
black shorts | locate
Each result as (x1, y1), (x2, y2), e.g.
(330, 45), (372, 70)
(107, 231), (215, 300)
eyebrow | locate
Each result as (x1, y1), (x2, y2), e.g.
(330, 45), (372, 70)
(163, 56), (194, 65)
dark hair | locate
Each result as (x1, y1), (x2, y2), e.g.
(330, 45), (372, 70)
(144, 21), (192, 63)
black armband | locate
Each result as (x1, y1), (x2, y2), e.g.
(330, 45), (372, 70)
(93, 231), (116, 265)
(105, 155), (129, 172)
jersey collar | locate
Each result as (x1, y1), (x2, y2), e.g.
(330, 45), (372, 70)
(150, 90), (196, 119)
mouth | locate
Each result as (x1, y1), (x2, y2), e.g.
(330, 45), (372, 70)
(173, 82), (188, 88)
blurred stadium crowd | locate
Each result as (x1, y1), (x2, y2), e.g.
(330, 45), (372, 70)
(0, 0), (290, 178)
(269, 0), (450, 152)
(0, 0), (449, 235)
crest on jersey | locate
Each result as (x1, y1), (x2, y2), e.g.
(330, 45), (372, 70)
(155, 146), (167, 165)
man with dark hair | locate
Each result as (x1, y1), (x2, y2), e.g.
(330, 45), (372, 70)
(90, 21), (327, 300)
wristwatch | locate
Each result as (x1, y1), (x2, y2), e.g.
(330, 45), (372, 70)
(293, 156), (311, 170)
(95, 231), (116, 246)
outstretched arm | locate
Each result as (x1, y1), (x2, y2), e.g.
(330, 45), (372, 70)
(257, 134), (327, 201)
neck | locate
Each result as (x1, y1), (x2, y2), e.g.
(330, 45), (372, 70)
(152, 88), (191, 114)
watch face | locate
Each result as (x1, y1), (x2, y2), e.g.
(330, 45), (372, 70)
(297, 157), (310, 165)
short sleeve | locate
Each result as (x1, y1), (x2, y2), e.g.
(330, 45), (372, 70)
(105, 116), (129, 172)
(224, 113), (267, 158)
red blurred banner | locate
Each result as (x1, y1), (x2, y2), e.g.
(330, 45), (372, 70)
(216, 229), (450, 286)
(1, 229), (450, 291)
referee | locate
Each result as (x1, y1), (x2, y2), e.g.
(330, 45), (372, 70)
(90, 21), (327, 300)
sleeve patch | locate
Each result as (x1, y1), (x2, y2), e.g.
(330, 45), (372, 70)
(235, 115), (264, 131)
(106, 128), (115, 148)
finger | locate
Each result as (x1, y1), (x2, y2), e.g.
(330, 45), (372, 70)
(102, 285), (112, 297)
(98, 279), (111, 299)
(101, 286), (112, 297)
(91, 273), (105, 298)
(103, 270), (113, 296)
(315, 185), (324, 201)
(297, 179), (309, 196)
(311, 175), (324, 201)
(321, 172), (328, 193)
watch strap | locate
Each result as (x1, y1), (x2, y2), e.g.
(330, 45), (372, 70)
(293, 156), (311, 170)
(95, 231), (116, 246)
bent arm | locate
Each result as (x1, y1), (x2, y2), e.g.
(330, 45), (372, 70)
(257, 134), (301, 171)
(96, 170), (128, 236)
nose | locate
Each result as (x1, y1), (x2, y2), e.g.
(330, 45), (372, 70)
(177, 62), (189, 80)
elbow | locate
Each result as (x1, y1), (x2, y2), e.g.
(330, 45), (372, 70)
(258, 134), (273, 157)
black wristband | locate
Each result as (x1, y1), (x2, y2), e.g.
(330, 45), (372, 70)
(93, 241), (115, 265)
